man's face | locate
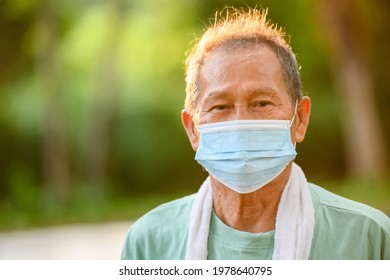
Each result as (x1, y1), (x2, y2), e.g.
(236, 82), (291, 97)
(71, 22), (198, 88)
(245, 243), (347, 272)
(182, 45), (310, 151)
(197, 46), (294, 125)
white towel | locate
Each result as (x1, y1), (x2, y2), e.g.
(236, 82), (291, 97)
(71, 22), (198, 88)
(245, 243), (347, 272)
(185, 163), (315, 260)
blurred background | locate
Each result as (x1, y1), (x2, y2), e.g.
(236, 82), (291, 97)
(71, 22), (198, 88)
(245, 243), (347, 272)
(0, 0), (389, 259)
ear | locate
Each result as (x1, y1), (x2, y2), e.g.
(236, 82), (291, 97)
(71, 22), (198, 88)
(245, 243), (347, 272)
(293, 96), (311, 143)
(181, 110), (200, 151)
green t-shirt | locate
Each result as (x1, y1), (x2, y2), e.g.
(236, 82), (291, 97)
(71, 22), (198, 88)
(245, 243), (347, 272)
(121, 183), (390, 260)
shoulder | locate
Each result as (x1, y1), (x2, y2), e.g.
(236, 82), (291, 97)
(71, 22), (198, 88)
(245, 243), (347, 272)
(121, 194), (196, 259)
(308, 183), (390, 232)
(134, 194), (195, 226)
(308, 183), (390, 259)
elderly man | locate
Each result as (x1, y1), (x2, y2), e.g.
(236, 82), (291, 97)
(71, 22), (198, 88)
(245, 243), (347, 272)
(121, 8), (390, 260)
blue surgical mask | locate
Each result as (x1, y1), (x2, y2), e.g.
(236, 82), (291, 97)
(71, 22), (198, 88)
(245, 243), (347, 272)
(195, 109), (297, 194)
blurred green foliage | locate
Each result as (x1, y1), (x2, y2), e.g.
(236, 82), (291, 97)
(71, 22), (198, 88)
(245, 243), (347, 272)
(0, 0), (388, 229)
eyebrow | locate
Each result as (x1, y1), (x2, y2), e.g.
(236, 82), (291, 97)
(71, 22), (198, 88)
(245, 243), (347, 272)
(203, 87), (280, 102)
(249, 88), (280, 98)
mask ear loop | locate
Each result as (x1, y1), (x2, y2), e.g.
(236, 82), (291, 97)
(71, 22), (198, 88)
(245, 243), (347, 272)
(195, 123), (200, 133)
(192, 109), (201, 133)
(289, 101), (298, 128)
(289, 100), (299, 148)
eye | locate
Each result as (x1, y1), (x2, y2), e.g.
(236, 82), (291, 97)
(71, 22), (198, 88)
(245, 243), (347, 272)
(254, 101), (272, 107)
(210, 104), (230, 111)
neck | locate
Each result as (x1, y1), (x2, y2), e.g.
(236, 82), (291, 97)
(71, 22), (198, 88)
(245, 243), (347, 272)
(211, 163), (292, 233)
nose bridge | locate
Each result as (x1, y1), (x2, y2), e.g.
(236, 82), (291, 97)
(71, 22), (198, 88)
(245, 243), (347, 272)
(235, 103), (252, 120)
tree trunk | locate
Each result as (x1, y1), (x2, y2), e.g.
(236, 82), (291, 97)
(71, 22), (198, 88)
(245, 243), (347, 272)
(35, 0), (70, 199)
(82, 1), (124, 190)
(319, 0), (389, 178)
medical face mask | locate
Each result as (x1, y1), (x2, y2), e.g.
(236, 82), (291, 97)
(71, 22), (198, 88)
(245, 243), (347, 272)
(195, 109), (297, 194)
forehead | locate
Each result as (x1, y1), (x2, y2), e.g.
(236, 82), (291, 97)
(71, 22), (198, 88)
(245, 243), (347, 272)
(198, 45), (289, 100)
(203, 45), (280, 76)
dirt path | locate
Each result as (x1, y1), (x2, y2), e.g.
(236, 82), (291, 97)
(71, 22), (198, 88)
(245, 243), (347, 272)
(0, 221), (131, 260)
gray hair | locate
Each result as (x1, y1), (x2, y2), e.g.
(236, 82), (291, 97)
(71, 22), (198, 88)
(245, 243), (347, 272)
(184, 8), (302, 117)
